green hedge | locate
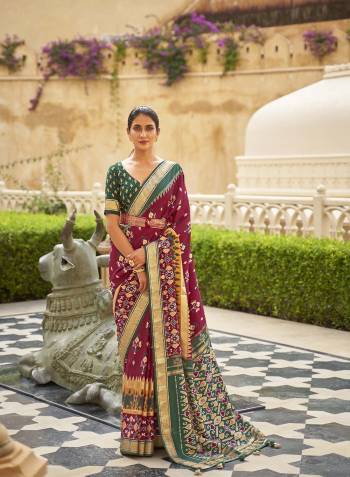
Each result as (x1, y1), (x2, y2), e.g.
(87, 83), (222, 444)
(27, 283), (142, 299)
(1, 214), (350, 330)
(192, 226), (350, 331)
(0, 212), (95, 303)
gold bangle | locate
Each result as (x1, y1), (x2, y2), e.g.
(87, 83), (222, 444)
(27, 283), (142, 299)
(133, 267), (145, 274)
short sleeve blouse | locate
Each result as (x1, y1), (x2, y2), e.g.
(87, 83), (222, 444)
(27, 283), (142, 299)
(104, 162), (144, 215)
(104, 164), (120, 215)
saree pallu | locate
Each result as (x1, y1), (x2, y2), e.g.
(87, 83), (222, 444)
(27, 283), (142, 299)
(106, 161), (275, 470)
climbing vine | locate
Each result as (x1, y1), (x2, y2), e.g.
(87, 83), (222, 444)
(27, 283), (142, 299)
(0, 35), (26, 72)
(25, 13), (270, 111)
(303, 30), (338, 59)
(0, 144), (91, 214)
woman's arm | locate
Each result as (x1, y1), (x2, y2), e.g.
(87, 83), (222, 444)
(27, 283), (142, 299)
(106, 214), (147, 292)
(106, 214), (146, 267)
(105, 214), (134, 258)
(104, 164), (146, 291)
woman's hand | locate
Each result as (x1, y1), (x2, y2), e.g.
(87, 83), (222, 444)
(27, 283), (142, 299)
(127, 247), (146, 268)
(136, 271), (148, 292)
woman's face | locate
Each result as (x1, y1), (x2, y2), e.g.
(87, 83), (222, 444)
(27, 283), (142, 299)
(127, 114), (159, 152)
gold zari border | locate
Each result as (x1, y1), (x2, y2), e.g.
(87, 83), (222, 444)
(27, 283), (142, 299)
(146, 231), (226, 470)
(120, 438), (154, 456)
(128, 161), (174, 216)
(105, 198), (120, 212)
(146, 242), (178, 459)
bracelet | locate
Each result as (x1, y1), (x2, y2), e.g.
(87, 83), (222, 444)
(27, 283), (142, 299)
(128, 259), (135, 268)
(133, 267), (145, 274)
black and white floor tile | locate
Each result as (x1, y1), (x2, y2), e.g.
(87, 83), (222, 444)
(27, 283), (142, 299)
(0, 313), (350, 476)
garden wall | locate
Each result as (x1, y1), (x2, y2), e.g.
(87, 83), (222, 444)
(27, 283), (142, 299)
(0, 8), (349, 194)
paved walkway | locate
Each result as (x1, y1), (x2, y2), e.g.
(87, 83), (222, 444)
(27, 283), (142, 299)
(1, 299), (349, 358)
(1, 300), (349, 476)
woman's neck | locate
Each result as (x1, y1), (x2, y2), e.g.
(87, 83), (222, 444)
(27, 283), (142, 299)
(130, 149), (158, 164)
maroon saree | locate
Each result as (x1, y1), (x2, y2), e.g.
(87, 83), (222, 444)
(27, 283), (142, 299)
(104, 160), (275, 470)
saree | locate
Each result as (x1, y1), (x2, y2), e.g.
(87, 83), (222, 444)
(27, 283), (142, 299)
(104, 160), (275, 470)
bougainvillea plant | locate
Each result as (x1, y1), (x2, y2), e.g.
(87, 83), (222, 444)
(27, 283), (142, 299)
(0, 35), (26, 72)
(109, 36), (128, 146)
(28, 12), (267, 111)
(128, 26), (188, 85)
(174, 12), (219, 65)
(217, 37), (239, 73)
(303, 30), (338, 59)
(29, 37), (111, 110)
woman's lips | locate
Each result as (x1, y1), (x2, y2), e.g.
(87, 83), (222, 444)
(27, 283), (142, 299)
(139, 140), (149, 144)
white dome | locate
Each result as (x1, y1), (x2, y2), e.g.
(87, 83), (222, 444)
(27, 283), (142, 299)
(245, 64), (350, 157)
(235, 64), (350, 196)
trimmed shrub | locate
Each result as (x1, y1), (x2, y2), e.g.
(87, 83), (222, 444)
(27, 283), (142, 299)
(191, 226), (350, 331)
(1, 214), (349, 330)
(0, 212), (96, 303)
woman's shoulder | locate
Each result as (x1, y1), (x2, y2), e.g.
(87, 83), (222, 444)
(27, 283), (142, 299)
(107, 161), (122, 175)
(161, 159), (183, 172)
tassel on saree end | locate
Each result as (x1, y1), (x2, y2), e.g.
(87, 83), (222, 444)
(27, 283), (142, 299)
(253, 450), (261, 455)
(267, 440), (281, 449)
(194, 469), (202, 475)
(216, 462), (224, 469)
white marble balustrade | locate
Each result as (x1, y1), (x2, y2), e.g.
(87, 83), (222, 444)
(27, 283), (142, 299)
(0, 180), (349, 240)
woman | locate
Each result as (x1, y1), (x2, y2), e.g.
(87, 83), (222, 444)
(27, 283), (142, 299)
(104, 106), (278, 471)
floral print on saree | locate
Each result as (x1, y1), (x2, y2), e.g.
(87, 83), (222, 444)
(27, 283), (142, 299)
(105, 160), (276, 470)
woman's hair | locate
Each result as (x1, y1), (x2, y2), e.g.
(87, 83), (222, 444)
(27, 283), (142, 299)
(127, 106), (160, 132)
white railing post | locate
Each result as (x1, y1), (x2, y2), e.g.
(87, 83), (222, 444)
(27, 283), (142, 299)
(41, 180), (50, 194)
(313, 184), (326, 238)
(92, 182), (102, 213)
(0, 179), (5, 210)
(224, 184), (236, 230)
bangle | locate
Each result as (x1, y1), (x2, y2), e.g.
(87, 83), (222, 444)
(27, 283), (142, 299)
(133, 267), (145, 274)
(128, 259), (135, 268)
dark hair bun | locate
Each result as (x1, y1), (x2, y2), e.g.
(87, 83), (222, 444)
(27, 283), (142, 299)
(127, 106), (159, 131)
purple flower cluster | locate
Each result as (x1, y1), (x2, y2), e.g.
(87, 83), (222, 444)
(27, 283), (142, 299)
(41, 37), (111, 79)
(189, 12), (219, 33)
(29, 84), (44, 112)
(216, 37), (239, 73)
(29, 37), (111, 110)
(26, 12), (271, 110)
(173, 11), (219, 38)
(0, 34), (25, 72)
(303, 30), (338, 59)
(217, 37), (229, 48)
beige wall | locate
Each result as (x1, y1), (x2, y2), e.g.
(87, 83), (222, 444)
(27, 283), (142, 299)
(0, 4), (349, 193)
(0, 0), (190, 50)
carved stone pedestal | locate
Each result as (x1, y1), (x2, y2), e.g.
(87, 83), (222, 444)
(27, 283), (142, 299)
(0, 422), (47, 477)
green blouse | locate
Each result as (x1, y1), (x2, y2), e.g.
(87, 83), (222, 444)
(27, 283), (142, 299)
(104, 162), (142, 215)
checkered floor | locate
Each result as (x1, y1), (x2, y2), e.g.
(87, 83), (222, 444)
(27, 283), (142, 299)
(1, 313), (350, 476)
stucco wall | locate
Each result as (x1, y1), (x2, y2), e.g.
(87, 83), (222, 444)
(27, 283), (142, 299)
(0, 4), (349, 193)
(0, 0), (190, 50)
